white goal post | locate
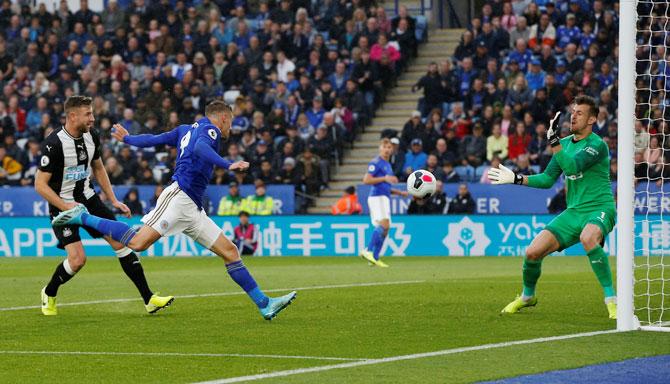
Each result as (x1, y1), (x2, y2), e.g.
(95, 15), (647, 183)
(617, 0), (670, 332)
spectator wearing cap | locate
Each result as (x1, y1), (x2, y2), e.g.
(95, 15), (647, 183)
(241, 180), (274, 216)
(331, 186), (363, 215)
(234, 211), (258, 256)
(403, 138), (428, 178)
(218, 181), (244, 216)
(306, 96), (326, 128)
(250, 139), (272, 172)
(554, 60), (571, 86)
(526, 59), (546, 92)
(388, 136), (406, 178)
(471, 39), (491, 72)
(412, 63), (443, 117)
(460, 123), (487, 167)
(276, 157), (304, 205)
(556, 13), (582, 53)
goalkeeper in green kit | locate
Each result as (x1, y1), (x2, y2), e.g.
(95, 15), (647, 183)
(487, 96), (617, 319)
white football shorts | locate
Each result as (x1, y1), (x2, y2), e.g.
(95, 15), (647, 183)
(367, 195), (391, 226)
(141, 182), (221, 249)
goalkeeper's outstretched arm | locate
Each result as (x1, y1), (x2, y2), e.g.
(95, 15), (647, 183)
(487, 156), (562, 189)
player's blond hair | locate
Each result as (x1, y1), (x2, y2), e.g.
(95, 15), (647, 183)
(205, 100), (233, 118)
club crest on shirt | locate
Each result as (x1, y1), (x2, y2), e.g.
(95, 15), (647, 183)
(78, 151), (87, 161)
(63, 227), (72, 237)
(208, 129), (217, 140)
(40, 155), (50, 167)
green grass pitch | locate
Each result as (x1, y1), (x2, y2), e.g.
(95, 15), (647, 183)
(1, 256), (669, 383)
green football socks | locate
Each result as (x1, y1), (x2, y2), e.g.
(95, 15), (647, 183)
(587, 246), (615, 298)
(522, 259), (542, 299)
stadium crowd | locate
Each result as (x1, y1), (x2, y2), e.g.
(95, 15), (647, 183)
(0, 0), (425, 212)
(391, 0), (640, 189)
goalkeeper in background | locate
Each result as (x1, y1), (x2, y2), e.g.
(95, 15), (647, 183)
(487, 95), (617, 319)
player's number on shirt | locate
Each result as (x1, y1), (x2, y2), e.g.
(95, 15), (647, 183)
(179, 131), (191, 158)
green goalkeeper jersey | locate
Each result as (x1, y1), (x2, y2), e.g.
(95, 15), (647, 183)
(527, 132), (615, 211)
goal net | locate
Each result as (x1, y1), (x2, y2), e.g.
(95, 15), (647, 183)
(619, 0), (670, 331)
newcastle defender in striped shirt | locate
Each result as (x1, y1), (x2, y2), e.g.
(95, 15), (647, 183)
(35, 95), (173, 316)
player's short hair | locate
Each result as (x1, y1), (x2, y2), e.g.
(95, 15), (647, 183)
(64, 95), (92, 113)
(205, 100), (233, 117)
(239, 210), (249, 217)
(573, 95), (598, 118)
(380, 138), (391, 146)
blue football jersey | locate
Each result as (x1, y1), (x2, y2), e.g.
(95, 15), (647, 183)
(172, 117), (222, 208)
(367, 156), (393, 197)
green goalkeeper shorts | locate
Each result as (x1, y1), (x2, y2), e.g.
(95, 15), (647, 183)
(544, 206), (616, 251)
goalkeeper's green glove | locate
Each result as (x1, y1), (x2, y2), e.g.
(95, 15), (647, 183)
(547, 111), (561, 147)
(487, 164), (523, 185)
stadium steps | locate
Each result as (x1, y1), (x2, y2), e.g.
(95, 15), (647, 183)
(309, 28), (462, 213)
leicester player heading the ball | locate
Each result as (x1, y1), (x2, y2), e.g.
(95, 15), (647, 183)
(360, 138), (409, 267)
(52, 100), (296, 320)
(487, 95), (617, 319)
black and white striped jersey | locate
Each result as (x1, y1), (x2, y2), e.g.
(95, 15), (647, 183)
(38, 127), (101, 215)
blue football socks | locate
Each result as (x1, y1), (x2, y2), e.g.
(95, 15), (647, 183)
(81, 213), (137, 246)
(226, 260), (269, 308)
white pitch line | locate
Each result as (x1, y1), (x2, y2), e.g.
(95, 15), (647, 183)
(0, 280), (425, 312)
(0, 350), (365, 362)
(194, 329), (622, 384)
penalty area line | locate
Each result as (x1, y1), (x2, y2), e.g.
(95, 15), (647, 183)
(0, 350), (366, 362)
(0, 280), (425, 311)
(193, 329), (621, 384)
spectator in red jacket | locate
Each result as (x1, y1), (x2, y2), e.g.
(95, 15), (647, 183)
(508, 121), (532, 161)
(234, 211), (258, 256)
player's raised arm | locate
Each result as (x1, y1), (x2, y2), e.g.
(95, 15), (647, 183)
(112, 123), (180, 148)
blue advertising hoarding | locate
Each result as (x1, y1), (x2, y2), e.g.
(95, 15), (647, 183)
(0, 214), (664, 258)
(0, 185), (294, 216)
(358, 182), (669, 215)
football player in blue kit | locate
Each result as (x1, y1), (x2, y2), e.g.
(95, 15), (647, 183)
(360, 138), (408, 267)
(52, 101), (296, 320)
